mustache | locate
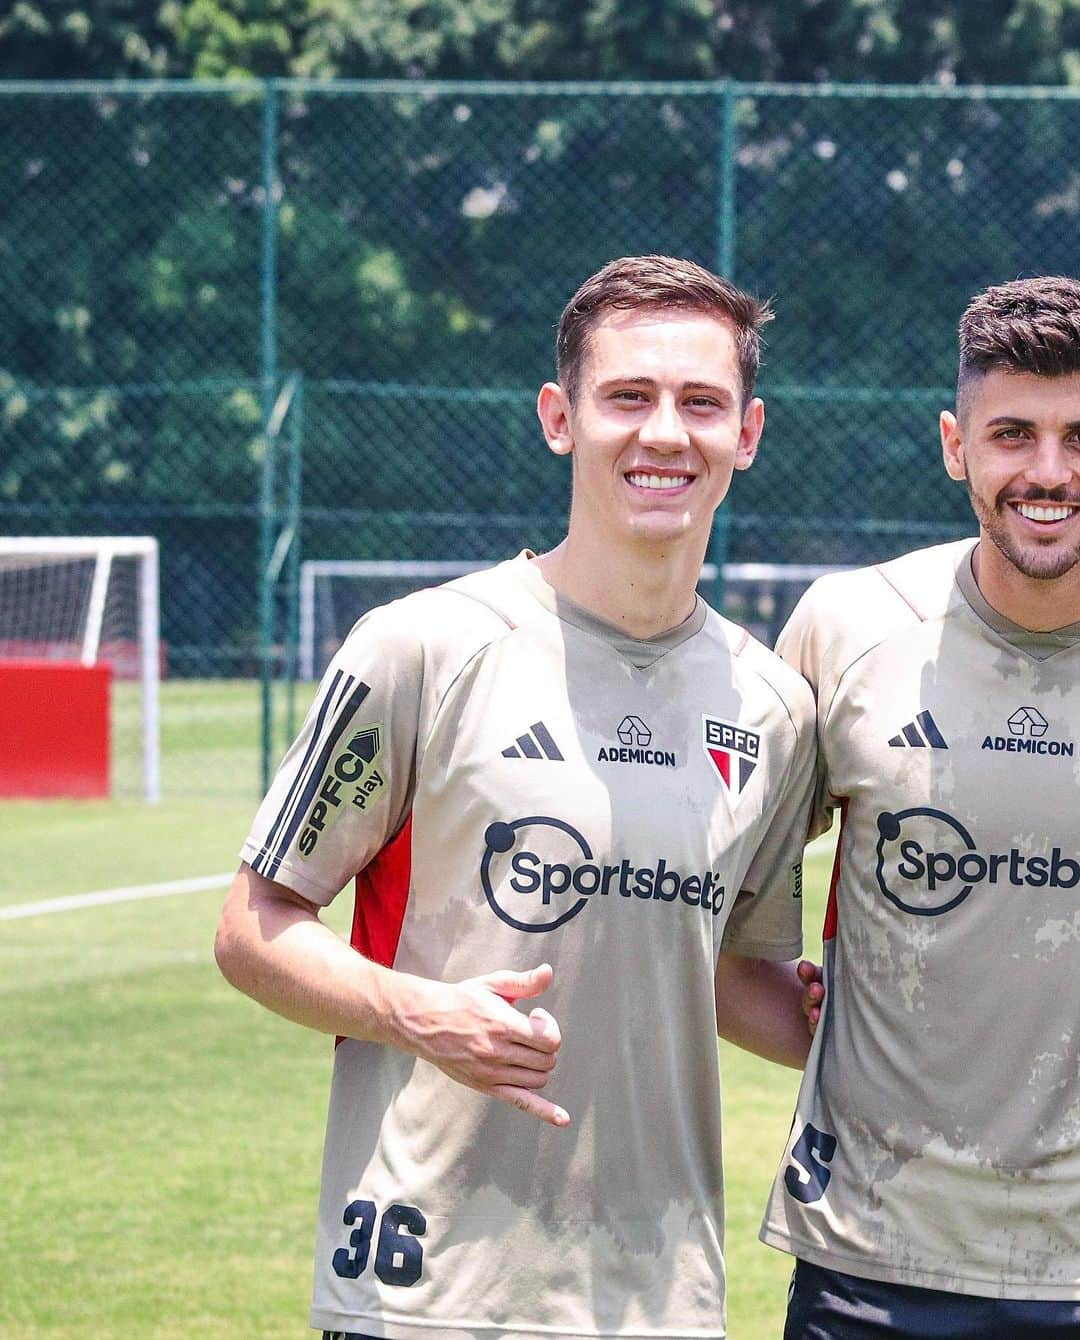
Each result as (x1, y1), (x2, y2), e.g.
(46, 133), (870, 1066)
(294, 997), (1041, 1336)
(997, 485), (1080, 507)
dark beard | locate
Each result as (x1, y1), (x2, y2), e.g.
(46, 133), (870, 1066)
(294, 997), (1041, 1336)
(966, 478), (1080, 582)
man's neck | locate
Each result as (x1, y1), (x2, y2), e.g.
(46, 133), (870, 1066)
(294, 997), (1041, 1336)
(533, 533), (705, 640)
(972, 539), (1080, 632)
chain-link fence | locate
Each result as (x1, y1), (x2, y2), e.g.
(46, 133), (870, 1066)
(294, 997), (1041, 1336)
(2, 80), (1078, 796)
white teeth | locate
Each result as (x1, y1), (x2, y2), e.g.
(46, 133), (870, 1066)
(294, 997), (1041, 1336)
(1016, 503), (1074, 522)
(627, 473), (691, 490)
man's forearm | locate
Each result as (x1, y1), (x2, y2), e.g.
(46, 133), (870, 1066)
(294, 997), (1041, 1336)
(213, 864), (412, 1043)
(214, 864), (569, 1125)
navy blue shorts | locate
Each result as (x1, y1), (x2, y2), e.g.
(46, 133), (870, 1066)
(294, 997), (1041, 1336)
(322, 1332), (379, 1339)
(785, 1259), (1080, 1339)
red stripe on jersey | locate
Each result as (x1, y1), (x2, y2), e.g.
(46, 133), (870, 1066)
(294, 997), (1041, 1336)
(351, 814), (414, 967)
(822, 798), (848, 943)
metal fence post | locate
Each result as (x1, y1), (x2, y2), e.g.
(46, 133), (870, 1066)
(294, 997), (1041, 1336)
(718, 81), (737, 282)
(284, 373), (304, 745)
(259, 79), (281, 794)
(709, 81), (739, 611)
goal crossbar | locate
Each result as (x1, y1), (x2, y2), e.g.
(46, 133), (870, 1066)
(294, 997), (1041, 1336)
(298, 557), (845, 680)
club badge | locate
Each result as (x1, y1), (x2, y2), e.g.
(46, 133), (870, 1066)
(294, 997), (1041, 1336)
(703, 715), (760, 803)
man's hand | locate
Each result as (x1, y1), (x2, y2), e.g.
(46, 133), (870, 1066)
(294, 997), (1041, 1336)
(215, 868), (568, 1126)
(395, 963), (568, 1128)
(797, 959), (825, 1036)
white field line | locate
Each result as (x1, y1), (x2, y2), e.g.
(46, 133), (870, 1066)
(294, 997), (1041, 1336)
(1, 872), (234, 921)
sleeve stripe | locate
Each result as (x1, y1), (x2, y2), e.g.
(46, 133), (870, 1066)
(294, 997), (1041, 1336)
(252, 674), (371, 881)
(255, 668), (351, 862)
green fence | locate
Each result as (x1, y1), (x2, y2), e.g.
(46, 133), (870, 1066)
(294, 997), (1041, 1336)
(2, 79), (1078, 795)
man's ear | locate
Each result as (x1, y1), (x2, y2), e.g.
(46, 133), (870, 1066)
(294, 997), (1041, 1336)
(537, 382), (574, 457)
(734, 396), (765, 472)
(941, 409), (965, 481)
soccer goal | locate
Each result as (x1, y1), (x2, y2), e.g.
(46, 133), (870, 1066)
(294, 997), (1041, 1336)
(0, 536), (161, 800)
(298, 558), (846, 679)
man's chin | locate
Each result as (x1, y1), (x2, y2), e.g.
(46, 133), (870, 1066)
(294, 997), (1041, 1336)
(627, 512), (695, 543)
(991, 533), (1080, 582)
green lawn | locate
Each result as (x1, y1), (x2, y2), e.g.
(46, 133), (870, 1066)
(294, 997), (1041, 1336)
(110, 677), (311, 801)
(3, 679), (832, 1337)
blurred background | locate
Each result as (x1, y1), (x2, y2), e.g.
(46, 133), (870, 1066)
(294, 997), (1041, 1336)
(3, 0), (1078, 799)
(3, 6), (1080, 1337)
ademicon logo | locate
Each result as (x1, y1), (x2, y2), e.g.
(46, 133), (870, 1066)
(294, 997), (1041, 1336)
(481, 816), (725, 933)
(874, 806), (1080, 917)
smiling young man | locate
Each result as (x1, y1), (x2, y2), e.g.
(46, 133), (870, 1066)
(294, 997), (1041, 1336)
(761, 275), (1080, 1338)
(215, 255), (817, 1340)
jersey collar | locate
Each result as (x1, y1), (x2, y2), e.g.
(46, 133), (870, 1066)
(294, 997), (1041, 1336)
(513, 551), (707, 670)
(956, 546), (1080, 658)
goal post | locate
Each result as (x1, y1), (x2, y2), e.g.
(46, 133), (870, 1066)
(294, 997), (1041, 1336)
(297, 557), (847, 680)
(0, 536), (161, 801)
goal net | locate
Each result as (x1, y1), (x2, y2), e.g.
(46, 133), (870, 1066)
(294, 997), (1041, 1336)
(298, 558), (846, 680)
(0, 537), (161, 800)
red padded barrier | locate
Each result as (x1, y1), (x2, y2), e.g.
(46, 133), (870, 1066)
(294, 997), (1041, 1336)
(0, 660), (112, 798)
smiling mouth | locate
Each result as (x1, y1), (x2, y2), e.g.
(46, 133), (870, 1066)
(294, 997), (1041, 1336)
(1009, 501), (1080, 524)
(625, 472), (693, 491)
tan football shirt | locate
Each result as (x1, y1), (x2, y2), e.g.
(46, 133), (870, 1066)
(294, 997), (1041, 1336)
(242, 553), (815, 1339)
(761, 539), (1080, 1299)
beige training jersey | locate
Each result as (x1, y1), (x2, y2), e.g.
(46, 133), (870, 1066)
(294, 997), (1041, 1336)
(242, 553), (814, 1339)
(761, 539), (1080, 1299)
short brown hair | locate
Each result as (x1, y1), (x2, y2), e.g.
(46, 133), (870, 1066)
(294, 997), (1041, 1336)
(556, 255), (773, 406)
(957, 275), (1080, 419)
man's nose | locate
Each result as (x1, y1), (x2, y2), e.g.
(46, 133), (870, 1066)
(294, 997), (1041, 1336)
(1025, 436), (1075, 491)
(637, 396), (689, 451)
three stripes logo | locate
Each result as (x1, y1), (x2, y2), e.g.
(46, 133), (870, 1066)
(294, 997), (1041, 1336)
(888, 710), (948, 750)
(502, 721), (564, 761)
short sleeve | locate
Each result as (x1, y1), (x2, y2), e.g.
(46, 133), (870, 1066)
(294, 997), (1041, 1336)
(720, 672), (816, 960)
(239, 603), (425, 905)
(775, 584), (836, 841)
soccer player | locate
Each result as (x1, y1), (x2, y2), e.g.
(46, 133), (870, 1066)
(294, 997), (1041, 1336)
(215, 254), (817, 1340)
(761, 275), (1080, 1339)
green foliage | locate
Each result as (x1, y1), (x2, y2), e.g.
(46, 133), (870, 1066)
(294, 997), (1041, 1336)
(2, 1), (1078, 82)
(0, 0), (174, 78)
(2, 80), (1077, 672)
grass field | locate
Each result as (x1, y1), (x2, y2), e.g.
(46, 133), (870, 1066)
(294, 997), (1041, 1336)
(3, 680), (832, 1338)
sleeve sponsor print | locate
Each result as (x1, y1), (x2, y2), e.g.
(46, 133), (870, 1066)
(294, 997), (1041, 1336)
(252, 673), (385, 880)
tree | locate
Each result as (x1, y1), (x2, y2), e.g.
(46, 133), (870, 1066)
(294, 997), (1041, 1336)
(3, 1), (1078, 84)
(2, 2), (1079, 662)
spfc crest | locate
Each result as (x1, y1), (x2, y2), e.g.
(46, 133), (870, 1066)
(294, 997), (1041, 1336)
(703, 715), (760, 802)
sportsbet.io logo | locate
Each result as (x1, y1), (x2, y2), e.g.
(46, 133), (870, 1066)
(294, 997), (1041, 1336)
(481, 815), (725, 933)
(875, 806), (1080, 917)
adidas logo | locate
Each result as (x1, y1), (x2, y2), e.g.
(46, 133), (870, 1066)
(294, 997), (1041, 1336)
(501, 721), (564, 761)
(888, 710), (948, 750)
